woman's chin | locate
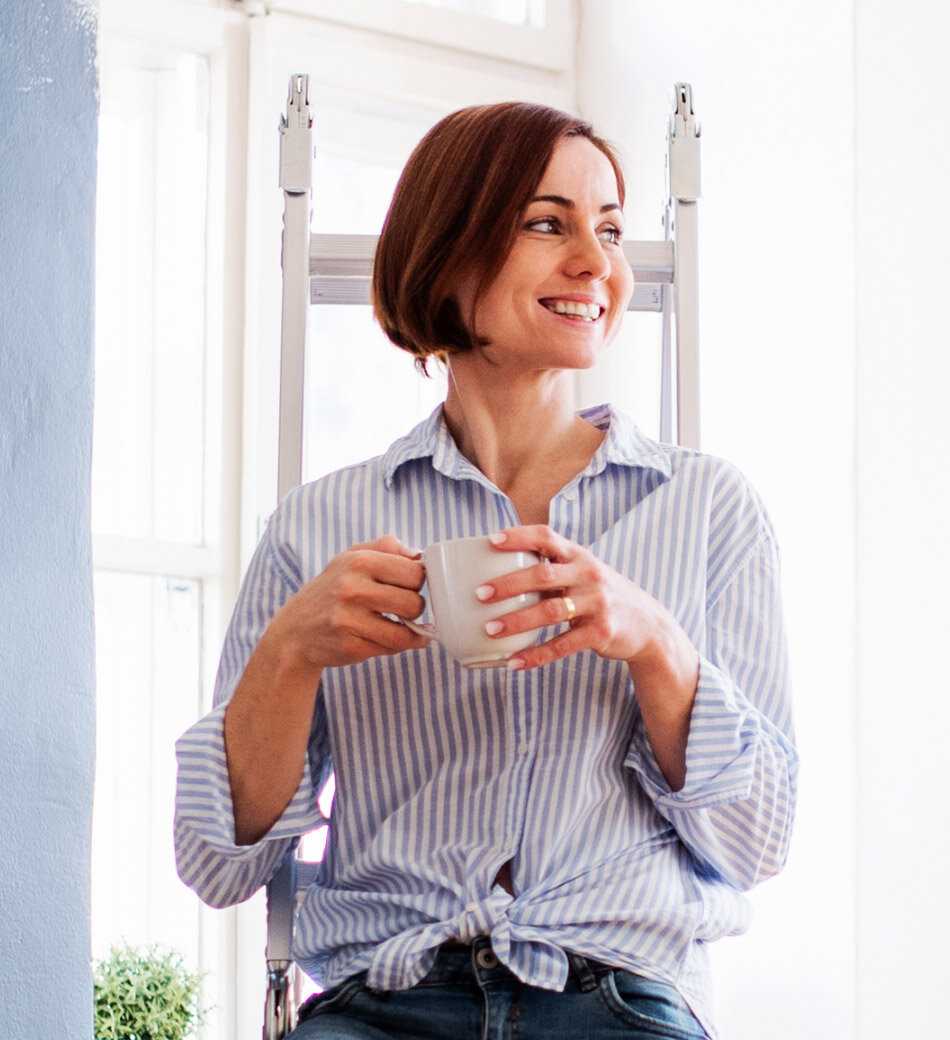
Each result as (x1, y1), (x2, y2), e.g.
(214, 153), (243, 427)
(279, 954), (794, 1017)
(540, 345), (601, 370)
(480, 337), (606, 372)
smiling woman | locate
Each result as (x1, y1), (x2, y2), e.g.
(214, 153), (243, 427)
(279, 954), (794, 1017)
(175, 99), (797, 1040)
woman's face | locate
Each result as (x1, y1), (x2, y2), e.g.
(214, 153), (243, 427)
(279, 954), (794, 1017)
(457, 135), (634, 371)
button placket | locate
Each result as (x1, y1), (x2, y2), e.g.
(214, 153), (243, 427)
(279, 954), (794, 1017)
(507, 663), (529, 757)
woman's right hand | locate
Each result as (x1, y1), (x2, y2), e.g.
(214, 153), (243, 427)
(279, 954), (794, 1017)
(269, 534), (431, 671)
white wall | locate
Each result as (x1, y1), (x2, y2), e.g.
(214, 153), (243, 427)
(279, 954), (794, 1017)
(576, 2), (856, 1037)
(854, 1), (950, 1034)
(576, 1), (950, 1037)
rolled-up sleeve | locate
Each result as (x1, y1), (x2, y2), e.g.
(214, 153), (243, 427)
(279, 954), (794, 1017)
(174, 509), (331, 908)
(624, 529), (799, 891)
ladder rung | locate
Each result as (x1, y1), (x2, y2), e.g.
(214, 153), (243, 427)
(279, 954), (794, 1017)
(308, 235), (671, 312)
(309, 275), (663, 311)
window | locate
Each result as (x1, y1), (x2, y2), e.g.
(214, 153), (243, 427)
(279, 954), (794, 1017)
(92, 5), (245, 1038)
(301, 104), (449, 486)
(92, 40), (212, 970)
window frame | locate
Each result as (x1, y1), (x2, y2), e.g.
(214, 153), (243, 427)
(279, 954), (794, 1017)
(267, 0), (573, 71)
(94, 3), (249, 1039)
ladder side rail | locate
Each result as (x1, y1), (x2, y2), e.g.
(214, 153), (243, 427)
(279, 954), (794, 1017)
(266, 71), (314, 1040)
(668, 82), (702, 450)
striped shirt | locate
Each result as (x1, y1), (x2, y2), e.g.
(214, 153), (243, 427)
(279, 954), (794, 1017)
(174, 401), (799, 1040)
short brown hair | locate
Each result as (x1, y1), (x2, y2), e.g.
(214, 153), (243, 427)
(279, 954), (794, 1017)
(370, 102), (627, 378)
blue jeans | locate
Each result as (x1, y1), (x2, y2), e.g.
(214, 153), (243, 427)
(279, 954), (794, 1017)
(287, 936), (709, 1039)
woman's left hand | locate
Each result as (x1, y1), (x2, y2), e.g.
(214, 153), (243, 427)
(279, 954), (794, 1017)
(477, 525), (670, 671)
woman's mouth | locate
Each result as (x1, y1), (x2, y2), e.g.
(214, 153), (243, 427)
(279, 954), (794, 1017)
(537, 299), (605, 326)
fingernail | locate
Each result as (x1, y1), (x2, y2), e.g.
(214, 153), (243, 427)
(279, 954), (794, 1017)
(475, 584), (494, 601)
(484, 620), (504, 635)
(507, 658), (525, 670)
(488, 532), (507, 545)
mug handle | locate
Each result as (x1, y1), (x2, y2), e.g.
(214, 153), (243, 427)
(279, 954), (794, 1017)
(402, 617), (438, 640)
(387, 568), (438, 640)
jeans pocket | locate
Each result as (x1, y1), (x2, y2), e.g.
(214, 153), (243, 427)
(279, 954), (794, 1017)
(598, 969), (707, 1039)
(297, 974), (366, 1022)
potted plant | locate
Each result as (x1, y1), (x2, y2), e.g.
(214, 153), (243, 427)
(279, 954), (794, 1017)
(93, 942), (209, 1040)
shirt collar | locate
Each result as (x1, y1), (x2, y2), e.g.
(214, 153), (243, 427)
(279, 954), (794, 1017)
(382, 401), (672, 491)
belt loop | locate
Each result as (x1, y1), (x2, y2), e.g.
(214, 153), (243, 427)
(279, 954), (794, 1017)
(568, 952), (598, 993)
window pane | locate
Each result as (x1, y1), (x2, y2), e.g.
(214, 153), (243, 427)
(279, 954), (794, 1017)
(305, 103), (449, 481)
(311, 100), (421, 235)
(91, 570), (203, 971)
(303, 304), (448, 483)
(313, 154), (401, 235)
(402, 0), (546, 26)
(93, 51), (209, 544)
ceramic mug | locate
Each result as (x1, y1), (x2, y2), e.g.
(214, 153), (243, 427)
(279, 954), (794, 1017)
(400, 535), (543, 668)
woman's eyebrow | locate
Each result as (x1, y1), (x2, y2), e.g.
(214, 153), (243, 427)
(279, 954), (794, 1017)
(529, 194), (622, 215)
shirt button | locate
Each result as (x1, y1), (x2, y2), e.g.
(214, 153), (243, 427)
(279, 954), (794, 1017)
(464, 901), (479, 913)
(476, 948), (499, 969)
(518, 742), (529, 755)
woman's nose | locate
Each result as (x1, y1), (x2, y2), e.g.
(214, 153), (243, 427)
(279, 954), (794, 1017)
(564, 232), (611, 280)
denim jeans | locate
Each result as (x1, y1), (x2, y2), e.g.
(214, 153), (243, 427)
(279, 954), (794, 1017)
(287, 935), (709, 1039)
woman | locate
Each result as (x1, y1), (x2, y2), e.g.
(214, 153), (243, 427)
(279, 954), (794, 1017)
(174, 102), (799, 1040)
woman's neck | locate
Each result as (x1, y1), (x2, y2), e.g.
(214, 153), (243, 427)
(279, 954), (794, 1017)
(441, 384), (603, 495)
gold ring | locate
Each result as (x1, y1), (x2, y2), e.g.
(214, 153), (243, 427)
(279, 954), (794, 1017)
(562, 595), (577, 622)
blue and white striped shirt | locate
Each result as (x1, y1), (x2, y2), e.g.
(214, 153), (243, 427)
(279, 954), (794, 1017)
(174, 401), (798, 1040)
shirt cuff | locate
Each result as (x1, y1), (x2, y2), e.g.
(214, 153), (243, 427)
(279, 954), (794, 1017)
(174, 703), (327, 861)
(622, 654), (760, 812)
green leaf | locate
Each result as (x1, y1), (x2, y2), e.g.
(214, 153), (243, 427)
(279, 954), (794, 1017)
(92, 942), (209, 1040)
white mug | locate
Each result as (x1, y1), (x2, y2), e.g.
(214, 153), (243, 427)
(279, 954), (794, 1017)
(402, 535), (543, 668)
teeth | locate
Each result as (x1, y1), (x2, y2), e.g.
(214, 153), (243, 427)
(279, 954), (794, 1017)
(541, 299), (602, 320)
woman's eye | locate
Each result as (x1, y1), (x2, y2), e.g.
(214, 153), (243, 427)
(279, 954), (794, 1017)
(527, 218), (622, 245)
